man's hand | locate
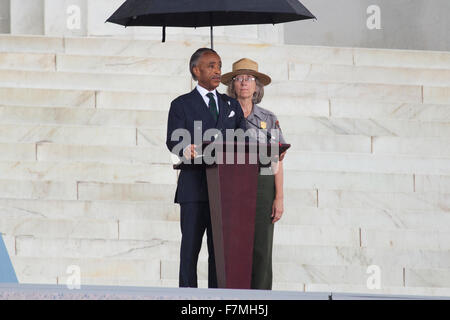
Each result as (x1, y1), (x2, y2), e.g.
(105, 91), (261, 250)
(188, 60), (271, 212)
(183, 144), (198, 159)
(271, 197), (284, 224)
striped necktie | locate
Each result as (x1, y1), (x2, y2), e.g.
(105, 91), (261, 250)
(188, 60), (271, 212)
(206, 92), (219, 121)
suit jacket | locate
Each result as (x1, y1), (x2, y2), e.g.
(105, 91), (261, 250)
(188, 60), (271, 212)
(166, 88), (246, 203)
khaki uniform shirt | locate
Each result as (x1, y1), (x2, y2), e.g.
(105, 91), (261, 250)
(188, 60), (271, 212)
(245, 105), (286, 175)
(245, 104), (286, 144)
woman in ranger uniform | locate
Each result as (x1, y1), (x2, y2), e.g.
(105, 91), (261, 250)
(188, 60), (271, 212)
(221, 58), (287, 290)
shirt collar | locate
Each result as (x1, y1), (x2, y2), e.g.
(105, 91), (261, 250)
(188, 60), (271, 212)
(196, 84), (217, 99)
(249, 104), (264, 120)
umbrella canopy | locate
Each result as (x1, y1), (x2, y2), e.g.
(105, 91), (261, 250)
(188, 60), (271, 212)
(106, 0), (316, 48)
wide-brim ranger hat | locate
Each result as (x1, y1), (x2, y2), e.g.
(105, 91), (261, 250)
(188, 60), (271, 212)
(221, 58), (271, 86)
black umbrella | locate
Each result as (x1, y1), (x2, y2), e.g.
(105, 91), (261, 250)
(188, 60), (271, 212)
(106, 0), (316, 49)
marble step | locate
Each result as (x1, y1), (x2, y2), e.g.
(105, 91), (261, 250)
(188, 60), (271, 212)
(282, 151), (450, 175)
(3, 69), (446, 104)
(0, 35), (65, 54)
(0, 218), (181, 242)
(15, 277), (446, 298)
(0, 143), (35, 161)
(1, 87), (448, 120)
(288, 62), (450, 87)
(142, 127), (378, 153)
(6, 235), (450, 271)
(316, 189), (450, 212)
(0, 198), (179, 222)
(36, 143), (175, 165)
(372, 136), (450, 157)
(277, 115), (450, 138)
(0, 106), (168, 129)
(0, 141), (450, 176)
(285, 170), (414, 193)
(2, 35), (450, 70)
(0, 179), (77, 200)
(95, 93), (450, 123)
(98, 93), (331, 117)
(0, 179), (176, 202)
(119, 220), (360, 247)
(55, 54), (288, 83)
(10, 236), (177, 260)
(16, 256), (446, 293)
(6, 159), (447, 193)
(2, 196), (449, 232)
(0, 161), (176, 185)
(0, 88), (328, 116)
(285, 170), (448, 194)
(3, 142), (450, 176)
(3, 52), (450, 87)
(0, 52), (55, 71)
(273, 244), (450, 269)
(1, 221), (359, 248)
(0, 217), (119, 240)
(160, 260), (403, 287)
(0, 124), (139, 146)
(5, 256), (417, 288)
(283, 135), (450, 157)
(1, 176), (449, 208)
(279, 207), (450, 232)
(77, 181), (176, 202)
(0, 87), (96, 107)
(0, 69), (191, 93)
(329, 99), (450, 122)
(305, 283), (450, 298)
(0, 70), (442, 104)
(0, 87), (175, 111)
(266, 81), (423, 104)
(162, 259), (450, 290)
(10, 256), (161, 285)
(361, 228), (450, 250)
(2, 69), (447, 105)
(2, 105), (450, 139)
(1, 35), (353, 64)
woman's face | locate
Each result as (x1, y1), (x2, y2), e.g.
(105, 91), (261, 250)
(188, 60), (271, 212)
(233, 73), (257, 100)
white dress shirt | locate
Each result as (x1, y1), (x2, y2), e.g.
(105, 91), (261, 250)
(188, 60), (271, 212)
(196, 84), (219, 115)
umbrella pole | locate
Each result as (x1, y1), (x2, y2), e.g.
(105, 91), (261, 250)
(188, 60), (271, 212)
(210, 25), (214, 50)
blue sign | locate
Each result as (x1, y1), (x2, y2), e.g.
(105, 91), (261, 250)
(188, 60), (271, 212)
(0, 234), (18, 283)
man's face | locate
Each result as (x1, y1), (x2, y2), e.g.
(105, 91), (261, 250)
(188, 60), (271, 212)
(193, 52), (222, 91)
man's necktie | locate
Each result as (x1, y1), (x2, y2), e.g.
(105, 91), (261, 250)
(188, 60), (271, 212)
(206, 92), (219, 122)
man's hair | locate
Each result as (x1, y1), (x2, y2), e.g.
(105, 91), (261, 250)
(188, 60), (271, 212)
(227, 77), (265, 105)
(189, 48), (218, 81)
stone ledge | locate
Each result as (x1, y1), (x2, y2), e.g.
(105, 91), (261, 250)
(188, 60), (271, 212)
(0, 283), (332, 300)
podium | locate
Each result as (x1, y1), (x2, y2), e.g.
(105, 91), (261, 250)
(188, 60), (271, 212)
(174, 141), (290, 289)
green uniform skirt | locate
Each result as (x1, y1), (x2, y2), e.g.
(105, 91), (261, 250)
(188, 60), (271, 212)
(251, 173), (275, 290)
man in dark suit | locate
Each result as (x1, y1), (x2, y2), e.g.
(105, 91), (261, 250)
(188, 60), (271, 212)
(166, 48), (246, 288)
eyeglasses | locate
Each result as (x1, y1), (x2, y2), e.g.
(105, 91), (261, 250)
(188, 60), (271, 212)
(233, 76), (256, 83)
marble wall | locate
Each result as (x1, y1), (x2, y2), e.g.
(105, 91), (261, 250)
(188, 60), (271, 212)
(3, 0), (283, 44)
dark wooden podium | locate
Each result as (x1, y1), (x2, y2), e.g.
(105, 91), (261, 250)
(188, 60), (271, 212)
(174, 141), (290, 289)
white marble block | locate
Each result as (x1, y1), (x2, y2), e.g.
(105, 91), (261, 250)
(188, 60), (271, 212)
(44, 0), (87, 36)
(77, 181), (176, 202)
(0, 52), (55, 71)
(0, 87), (95, 107)
(0, 34), (64, 53)
(10, 0), (44, 35)
(0, 124), (136, 146)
